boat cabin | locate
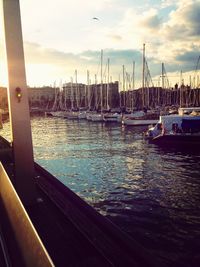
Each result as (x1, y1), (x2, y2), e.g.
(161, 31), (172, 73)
(146, 108), (200, 138)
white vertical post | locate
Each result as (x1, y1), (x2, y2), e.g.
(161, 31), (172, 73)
(106, 58), (110, 110)
(1, 0), (36, 204)
(100, 49), (103, 113)
(94, 74), (97, 110)
(142, 43), (145, 108)
(122, 65), (125, 107)
(87, 70), (90, 110)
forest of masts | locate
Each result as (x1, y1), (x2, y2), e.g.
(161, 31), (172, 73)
(119, 46), (200, 111)
(120, 65), (200, 110)
(50, 47), (200, 112)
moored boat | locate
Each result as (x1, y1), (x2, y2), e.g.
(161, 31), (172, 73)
(122, 110), (159, 126)
(144, 107), (200, 145)
(90, 113), (104, 122)
(77, 111), (87, 119)
(103, 113), (122, 122)
(65, 111), (79, 119)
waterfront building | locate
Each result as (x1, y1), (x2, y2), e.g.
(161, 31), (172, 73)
(28, 86), (56, 110)
(62, 81), (120, 110)
(1, 84), (200, 112)
(62, 82), (86, 109)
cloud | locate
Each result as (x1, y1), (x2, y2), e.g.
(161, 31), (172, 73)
(1, 0), (198, 87)
(23, 42), (146, 86)
(175, 47), (200, 71)
(24, 42), (143, 66)
(24, 42), (80, 65)
(161, 0), (177, 8)
(107, 34), (123, 41)
(140, 9), (162, 30)
(163, 1), (200, 39)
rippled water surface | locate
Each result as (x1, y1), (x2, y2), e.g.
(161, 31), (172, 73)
(2, 116), (200, 266)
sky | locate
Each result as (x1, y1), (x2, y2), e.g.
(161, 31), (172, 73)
(0, 0), (200, 89)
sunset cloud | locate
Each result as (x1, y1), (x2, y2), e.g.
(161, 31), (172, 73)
(0, 0), (199, 87)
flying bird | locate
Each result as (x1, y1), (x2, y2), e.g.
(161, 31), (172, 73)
(92, 17), (99, 20)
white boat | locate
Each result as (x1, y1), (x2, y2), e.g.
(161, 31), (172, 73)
(90, 113), (104, 122)
(122, 110), (158, 126)
(78, 111), (87, 119)
(144, 107), (200, 145)
(103, 113), (122, 122)
(65, 111), (79, 120)
(86, 112), (95, 121)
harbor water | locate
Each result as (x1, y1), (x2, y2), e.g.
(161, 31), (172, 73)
(1, 116), (200, 267)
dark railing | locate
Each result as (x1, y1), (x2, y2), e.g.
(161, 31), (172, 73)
(0, 163), (54, 267)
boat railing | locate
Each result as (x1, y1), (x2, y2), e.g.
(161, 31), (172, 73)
(0, 163), (54, 267)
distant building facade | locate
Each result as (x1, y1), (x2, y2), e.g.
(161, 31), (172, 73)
(62, 81), (119, 110)
(28, 86), (55, 109)
(0, 82), (120, 111)
(2, 83), (200, 111)
(62, 82), (86, 110)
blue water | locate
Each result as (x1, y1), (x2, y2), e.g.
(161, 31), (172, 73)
(2, 116), (200, 266)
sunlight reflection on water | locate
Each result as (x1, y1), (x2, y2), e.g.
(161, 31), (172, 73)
(1, 116), (200, 266)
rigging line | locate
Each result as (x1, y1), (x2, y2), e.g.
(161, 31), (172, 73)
(103, 60), (108, 81)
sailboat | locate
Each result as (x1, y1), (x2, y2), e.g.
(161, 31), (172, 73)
(65, 71), (79, 119)
(46, 83), (66, 117)
(89, 49), (104, 122)
(78, 71), (91, 120)
(122, 44), (159, 126)
(103, 58), (122, 122)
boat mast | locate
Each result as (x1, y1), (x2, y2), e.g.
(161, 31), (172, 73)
(132, 61), (135, 90)
(131, 61), (135, 111)
(161, 62), (165, 89)
(87, 70), (91, 110)
(95, 74), (98, 110)
(70, 77), (74, 110)
(142, 43), (145, 108)
(118, 74), (121, 109)
(59, 80), (63, 110)
(51, 82), (57, 111)
(106, 58), (110, 110)
(180, 70), (183, 107)
(123, 64), (125, 108)
(75, 69), (78, 109)
(64, 81), (67, 110)
(100, 49), (103, 113)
